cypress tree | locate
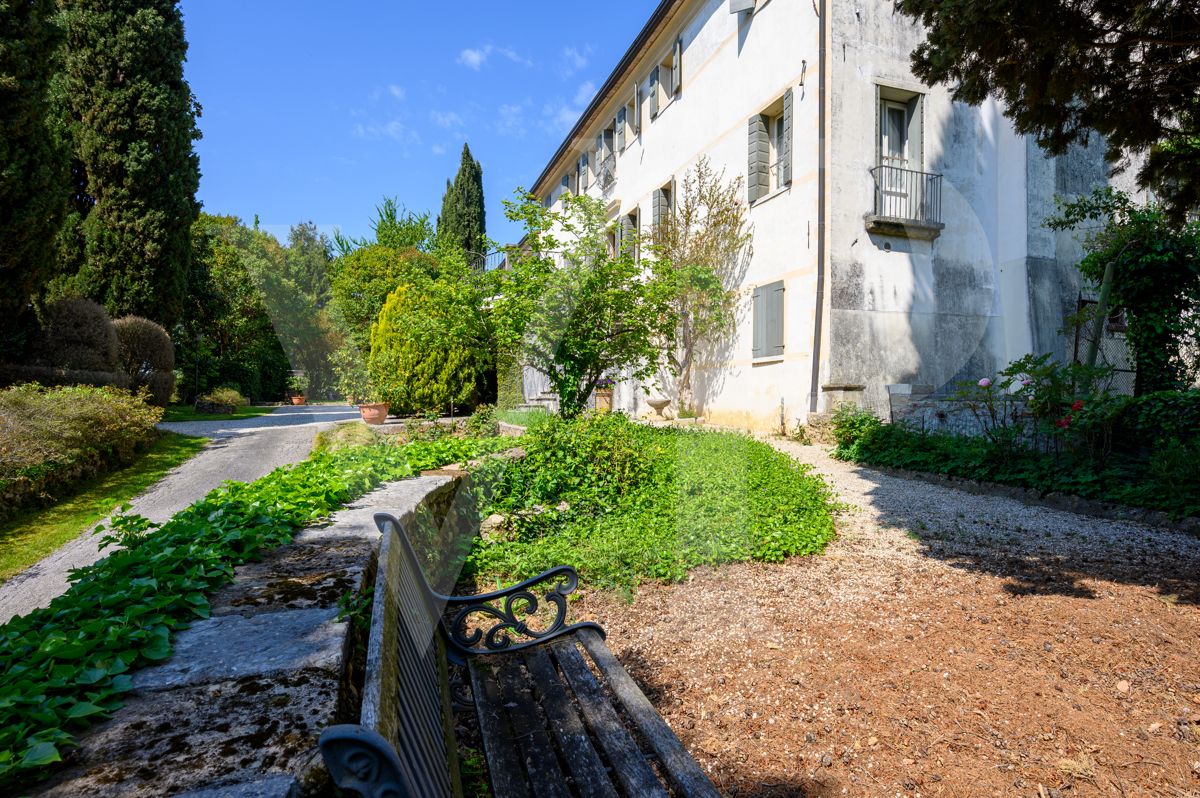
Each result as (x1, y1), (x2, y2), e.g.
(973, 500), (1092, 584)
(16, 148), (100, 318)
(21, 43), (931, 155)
(53, 0), (201, 329)
(436, 143), (485, 256)
(0, 0), (68, 340)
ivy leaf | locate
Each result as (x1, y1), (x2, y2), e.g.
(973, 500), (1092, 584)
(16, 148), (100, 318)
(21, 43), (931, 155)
(139, 638), (172, 660)
(65, 702), (105, 719)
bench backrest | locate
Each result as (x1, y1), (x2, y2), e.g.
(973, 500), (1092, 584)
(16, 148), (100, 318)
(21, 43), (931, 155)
(357, 512), (461, 798)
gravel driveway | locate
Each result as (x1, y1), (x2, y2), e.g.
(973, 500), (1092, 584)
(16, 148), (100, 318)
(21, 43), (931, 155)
(576, 438), (1199, 798)
(0, 404), (360, 624)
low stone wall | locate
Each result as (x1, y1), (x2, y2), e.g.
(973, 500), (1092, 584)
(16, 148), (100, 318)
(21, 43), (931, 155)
(31, 474), (467, 798)
(195, 400), (237, 415)
(886, 385), (1031, 438)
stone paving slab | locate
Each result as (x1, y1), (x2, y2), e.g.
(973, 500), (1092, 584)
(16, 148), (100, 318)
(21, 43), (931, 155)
(175, 774), (299, 798)
(132, 608), (345, 692)
(32, 672), (335, 797)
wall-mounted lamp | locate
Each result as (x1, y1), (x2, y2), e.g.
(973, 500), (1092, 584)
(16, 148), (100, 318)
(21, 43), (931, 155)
(799, 60), (807, 87)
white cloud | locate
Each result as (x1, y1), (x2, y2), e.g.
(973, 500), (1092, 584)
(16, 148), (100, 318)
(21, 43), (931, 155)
(351, 117), (420, 145)
(431, 110), (465, 128)
(458, 46), (490, 69)
(457, 44), (531, 70)
(389, 84), (405, 100)
(432, 144), (446, 154)
(573, 81), (596, 107)
(559, 46), (590, 78)
(540, 81), (598, 137)
(498, 103), (526, 138)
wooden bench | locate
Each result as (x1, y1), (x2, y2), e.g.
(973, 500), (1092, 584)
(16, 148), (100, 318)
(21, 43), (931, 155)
(319, 511), (721, 798)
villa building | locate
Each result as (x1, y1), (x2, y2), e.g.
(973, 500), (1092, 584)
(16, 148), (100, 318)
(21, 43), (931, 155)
(526, 0), (1139, 430)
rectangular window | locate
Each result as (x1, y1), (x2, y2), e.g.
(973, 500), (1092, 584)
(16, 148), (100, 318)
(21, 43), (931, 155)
(748, 88), (792, 203)
(751, 280), (785, 359)
(652, 184), (672, 227)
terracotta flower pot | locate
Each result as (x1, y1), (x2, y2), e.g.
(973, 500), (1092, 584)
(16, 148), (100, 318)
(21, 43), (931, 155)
(291, 396), (307, 405)
(358, 402), (389, 425)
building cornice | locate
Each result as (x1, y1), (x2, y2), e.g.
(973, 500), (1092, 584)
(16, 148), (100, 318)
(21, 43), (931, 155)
(530, 0), (686, 197)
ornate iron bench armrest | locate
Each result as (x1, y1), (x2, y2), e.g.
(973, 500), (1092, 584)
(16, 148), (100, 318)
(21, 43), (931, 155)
(441, 565), (605, 657)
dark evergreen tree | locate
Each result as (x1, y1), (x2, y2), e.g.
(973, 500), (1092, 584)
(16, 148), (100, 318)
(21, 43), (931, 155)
(0, 0), (68, 343)
(437, 143), (486, 256)
(53, 0), (201, 329)
(286, 220), (333, 307)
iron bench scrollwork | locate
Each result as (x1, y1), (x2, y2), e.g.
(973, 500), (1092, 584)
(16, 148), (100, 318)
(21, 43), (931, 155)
(319, 511), (720, 798)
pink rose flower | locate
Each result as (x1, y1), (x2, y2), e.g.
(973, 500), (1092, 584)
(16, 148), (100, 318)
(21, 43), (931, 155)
(978, 378), (992, 388)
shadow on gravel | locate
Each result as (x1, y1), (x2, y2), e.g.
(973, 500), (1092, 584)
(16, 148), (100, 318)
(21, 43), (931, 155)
(844, 463), (1200, 607)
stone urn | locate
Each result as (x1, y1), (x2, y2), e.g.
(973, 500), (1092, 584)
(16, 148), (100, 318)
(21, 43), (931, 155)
(358, 402), (389, 425)
(646, 396), (671, 420)
(291, 396), (307, 406)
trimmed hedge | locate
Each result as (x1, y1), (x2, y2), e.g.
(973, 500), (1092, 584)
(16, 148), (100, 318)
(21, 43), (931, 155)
(0, 384), (162, 518)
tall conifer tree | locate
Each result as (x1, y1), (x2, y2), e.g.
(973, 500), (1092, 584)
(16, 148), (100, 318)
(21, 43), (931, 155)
(437, 143), (485, 256)
(0, 0), (68, 339)
(53, 0), (201, 329)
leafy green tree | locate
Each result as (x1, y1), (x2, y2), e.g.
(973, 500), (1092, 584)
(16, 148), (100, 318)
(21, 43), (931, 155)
(437, 143), (486, 256)
(646, 157), (752, 413)
(327, 245), (441, 354)
(285, 221), (333, 307)
(176, 214), (289, 402)
(1048, 187), (1200, 394)
(895, 0), (1200, 223)
(333, 196), (434, 256)
(52, 0), (201, 328)
(497, 191), (675, 418)
(0, 0), (68, 344)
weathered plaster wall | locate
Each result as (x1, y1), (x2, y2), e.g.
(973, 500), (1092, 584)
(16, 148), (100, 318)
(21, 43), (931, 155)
(825, 0), (1145, 412)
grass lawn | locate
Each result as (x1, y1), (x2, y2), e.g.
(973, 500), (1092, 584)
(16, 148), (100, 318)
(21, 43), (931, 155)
(496, 408), (551, 428)
(0, 432), (207, 583)
(161, 404), (280, 423)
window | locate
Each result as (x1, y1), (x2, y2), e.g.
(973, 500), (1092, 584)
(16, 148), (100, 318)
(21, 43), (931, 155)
(866, 83), (944, 235)
(880, 101), (909, 169)
(649, 38), (683, 121)
(595, 127), (616, 188)
(874, 85), (923, 172)
(748, 88), (792, 203)
(752, 280), (785, 359)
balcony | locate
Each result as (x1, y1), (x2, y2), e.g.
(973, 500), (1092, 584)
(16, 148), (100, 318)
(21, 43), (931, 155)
(865, 161), (945, 240)
(594, 153), (617, 192)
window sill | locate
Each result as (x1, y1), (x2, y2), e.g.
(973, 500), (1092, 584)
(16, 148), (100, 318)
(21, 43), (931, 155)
(751, 354), (785, 365)
(751, 184), (791, 209)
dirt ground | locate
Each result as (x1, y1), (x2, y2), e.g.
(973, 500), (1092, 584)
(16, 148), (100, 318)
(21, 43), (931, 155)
(570, 446), (1200, 798)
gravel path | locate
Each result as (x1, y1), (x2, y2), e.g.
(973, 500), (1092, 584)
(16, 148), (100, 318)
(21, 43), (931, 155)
(0, 404), (360, 624)
(578, 438), (1199, 798)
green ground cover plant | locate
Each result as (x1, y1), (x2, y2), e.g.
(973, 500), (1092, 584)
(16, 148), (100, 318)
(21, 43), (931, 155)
(0, 442), (419, 789)
(0, 433), (206, 583)
(469, 413), (838, 588)
(495, 408), (551, 429)
(160, 404), (279, 423)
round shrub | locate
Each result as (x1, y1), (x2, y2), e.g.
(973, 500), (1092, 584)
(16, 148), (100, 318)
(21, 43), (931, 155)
(147, 371), (177, 407)
(33, 298), (119, 372)
(369, 284), (477, 415)
(114, 316), (174, 380)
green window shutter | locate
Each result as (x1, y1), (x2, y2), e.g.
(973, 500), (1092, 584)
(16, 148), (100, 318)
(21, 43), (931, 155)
(748, 114), (769, 203)
(768, 280), (785, 355)
(669, 175), (676, 212)
(652, 188), (664, 227)
(633, 83), (641, 132)
(617, 107), (626, 150)
(620, 213), (637, 255)
(752, 285), (764, 358)
(672, 38), (682, 94)
(782, 88), (793, 185)
(650, 67), (660, 118)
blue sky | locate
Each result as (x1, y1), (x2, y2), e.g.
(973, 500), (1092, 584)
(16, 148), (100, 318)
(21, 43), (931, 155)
(179, 1), (653, 248)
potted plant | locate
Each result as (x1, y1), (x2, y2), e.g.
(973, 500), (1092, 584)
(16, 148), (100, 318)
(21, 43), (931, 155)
(288, 374), (309, 405)
(595, 376), (615, 412)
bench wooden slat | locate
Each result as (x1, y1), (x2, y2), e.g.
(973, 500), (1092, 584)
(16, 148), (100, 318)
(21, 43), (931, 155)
(469, 659), (532, 798)
(576, 629), (722, 798)
(495, 659), (573, 798)
(522, 649), (620, 798)
(550, 640), (671, 798)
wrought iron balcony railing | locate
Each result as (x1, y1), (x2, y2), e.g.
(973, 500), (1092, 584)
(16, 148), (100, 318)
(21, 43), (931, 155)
(866, 162), (945, 239)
